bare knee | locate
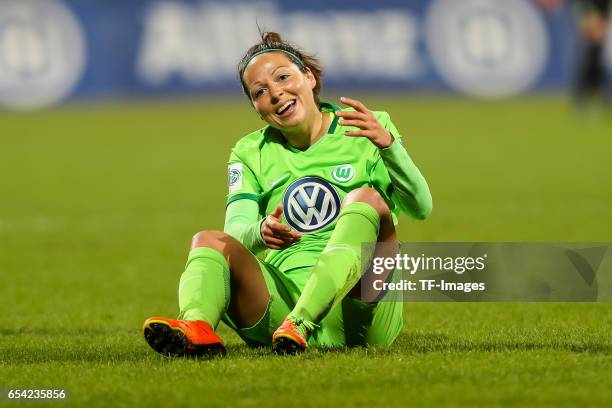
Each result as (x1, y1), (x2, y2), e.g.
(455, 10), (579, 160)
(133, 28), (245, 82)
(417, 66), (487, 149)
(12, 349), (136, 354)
(191, 230), (232, 251)
(343, 187), (390, 218)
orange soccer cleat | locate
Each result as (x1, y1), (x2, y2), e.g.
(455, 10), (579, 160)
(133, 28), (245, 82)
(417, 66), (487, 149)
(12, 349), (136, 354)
(272, 318), (309, 355)
(142, 317), (226, 358)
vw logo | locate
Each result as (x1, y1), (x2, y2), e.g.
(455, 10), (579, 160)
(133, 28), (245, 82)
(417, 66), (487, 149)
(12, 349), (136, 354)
(425, 0), (547, 98)
(0, 0), (86, 110)
(283, 177), (341, 233)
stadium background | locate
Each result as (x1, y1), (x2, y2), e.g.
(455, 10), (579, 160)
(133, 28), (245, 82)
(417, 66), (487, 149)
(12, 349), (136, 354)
(1, 0), (611, 407)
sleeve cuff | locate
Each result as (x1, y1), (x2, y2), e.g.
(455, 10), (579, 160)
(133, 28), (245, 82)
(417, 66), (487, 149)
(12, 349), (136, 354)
(379, 138), (406, 161)
(254, 218), (267, 251)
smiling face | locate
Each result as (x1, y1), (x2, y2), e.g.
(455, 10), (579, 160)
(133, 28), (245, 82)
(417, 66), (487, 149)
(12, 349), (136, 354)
(242, 52), (318, 131)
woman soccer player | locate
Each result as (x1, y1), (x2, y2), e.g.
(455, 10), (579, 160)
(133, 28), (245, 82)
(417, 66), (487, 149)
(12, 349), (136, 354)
(142, 32), (432, 356)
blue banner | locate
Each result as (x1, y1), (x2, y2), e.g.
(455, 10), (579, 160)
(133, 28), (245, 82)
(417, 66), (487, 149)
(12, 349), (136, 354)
(0, 0), (610, 110)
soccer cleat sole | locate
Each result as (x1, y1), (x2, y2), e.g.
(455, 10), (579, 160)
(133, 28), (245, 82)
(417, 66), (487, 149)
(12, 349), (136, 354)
(143, 321), (226, 358)
(272, 335), (305, 355)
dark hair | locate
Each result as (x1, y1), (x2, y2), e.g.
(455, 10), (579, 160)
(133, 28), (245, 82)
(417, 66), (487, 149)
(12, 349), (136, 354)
(238, 31), (323, 106)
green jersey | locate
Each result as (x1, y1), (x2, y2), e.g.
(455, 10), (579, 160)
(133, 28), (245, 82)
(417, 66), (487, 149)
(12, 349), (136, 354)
(226, 102), (427, 272)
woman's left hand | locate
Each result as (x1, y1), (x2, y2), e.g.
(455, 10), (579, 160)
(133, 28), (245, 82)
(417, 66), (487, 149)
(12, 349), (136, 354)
(336, 97), (393, 149)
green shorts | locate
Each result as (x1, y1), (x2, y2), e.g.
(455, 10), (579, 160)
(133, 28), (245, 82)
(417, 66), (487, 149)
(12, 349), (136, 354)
(222, 258), (404, 348)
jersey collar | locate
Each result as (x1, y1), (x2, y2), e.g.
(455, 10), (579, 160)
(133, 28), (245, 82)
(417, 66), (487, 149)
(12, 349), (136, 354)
(263, 101), (341, 152)
(319, 101), (340, 134)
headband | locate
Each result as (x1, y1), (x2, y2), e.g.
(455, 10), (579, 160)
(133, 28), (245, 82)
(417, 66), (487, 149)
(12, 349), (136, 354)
(240, 48), (306, 76)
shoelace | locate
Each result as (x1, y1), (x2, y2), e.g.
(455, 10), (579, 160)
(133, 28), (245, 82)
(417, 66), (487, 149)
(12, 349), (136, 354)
(287, 316), (319, 339)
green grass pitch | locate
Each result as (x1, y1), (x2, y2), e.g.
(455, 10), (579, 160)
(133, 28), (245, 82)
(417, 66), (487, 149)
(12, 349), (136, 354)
(1, 97), (611, 407)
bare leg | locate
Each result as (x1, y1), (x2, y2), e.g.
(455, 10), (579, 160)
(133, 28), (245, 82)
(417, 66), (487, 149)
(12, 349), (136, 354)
(191, 231), (269, 328)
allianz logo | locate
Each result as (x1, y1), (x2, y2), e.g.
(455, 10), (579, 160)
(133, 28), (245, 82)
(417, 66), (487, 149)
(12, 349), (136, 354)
(137, 0), (549, 98)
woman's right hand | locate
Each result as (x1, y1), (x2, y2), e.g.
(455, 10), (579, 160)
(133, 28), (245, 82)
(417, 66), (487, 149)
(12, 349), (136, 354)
(261, 204), (302, 250)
